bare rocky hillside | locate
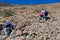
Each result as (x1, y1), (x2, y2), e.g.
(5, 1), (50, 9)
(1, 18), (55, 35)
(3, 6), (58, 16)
(0, 3), (60, 40)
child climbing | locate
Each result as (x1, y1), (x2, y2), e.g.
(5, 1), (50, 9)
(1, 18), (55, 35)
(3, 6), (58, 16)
(39, 9), (48, 22)
(5, 21), (12, 36)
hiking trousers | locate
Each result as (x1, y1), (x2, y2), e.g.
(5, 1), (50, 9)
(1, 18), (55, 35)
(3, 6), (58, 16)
(5, 29), (12, 36)
(39, 16), (45, 22)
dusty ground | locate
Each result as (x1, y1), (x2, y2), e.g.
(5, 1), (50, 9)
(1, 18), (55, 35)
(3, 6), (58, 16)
(0, 3), (60, 40)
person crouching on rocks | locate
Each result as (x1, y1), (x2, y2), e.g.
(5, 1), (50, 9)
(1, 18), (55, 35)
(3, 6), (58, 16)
(4, 21), (13, 36)
(39, 9), (48, 22)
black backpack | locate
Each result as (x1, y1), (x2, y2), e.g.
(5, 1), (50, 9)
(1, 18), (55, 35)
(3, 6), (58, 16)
(45, 11), (48, 16)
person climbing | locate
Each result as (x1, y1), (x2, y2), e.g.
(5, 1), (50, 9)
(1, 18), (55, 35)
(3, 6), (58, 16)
(39, 9), (48, 22)
(5, 21), (12, 36)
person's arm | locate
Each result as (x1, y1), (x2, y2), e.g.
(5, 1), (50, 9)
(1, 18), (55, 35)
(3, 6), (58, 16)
(12, 24), (17, 30)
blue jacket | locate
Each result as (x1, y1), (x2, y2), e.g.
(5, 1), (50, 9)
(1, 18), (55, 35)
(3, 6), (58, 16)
(5, 22), (12, 29)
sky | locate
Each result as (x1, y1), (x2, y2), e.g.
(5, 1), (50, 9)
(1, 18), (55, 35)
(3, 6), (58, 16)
(0, 0), (60, 4)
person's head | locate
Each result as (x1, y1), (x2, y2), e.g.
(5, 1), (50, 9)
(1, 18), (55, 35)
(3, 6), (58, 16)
(42, 9), (44, 10)
(41, 9), (46, 12)
(5, 21), (11, 26)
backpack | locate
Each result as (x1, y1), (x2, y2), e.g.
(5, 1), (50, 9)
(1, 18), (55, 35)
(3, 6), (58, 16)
(45, 11), (48, 16)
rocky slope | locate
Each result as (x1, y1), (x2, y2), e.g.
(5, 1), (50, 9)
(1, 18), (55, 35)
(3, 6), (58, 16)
(0, 3), (60, 40)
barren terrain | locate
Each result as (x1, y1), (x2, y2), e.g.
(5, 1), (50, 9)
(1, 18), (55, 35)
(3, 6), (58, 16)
(0, 3), (60, 40)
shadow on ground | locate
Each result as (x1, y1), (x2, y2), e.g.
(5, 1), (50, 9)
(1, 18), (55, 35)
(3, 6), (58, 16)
(45, 17), (50, 21)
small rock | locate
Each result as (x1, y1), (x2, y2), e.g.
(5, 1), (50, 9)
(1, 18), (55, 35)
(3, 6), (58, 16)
(16, 30), (22, 36)
(16, 21), (26, 29)
(21, 36), (26, 40)
(26, 35), (32, 40)
(56, 33), (60, 40)
(46, 37), (50, 40)
(26, 20), (32, 26)
(28, 30), (34, 35)
(31, 33), (37, 38)
(39, 26), (42, 28)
